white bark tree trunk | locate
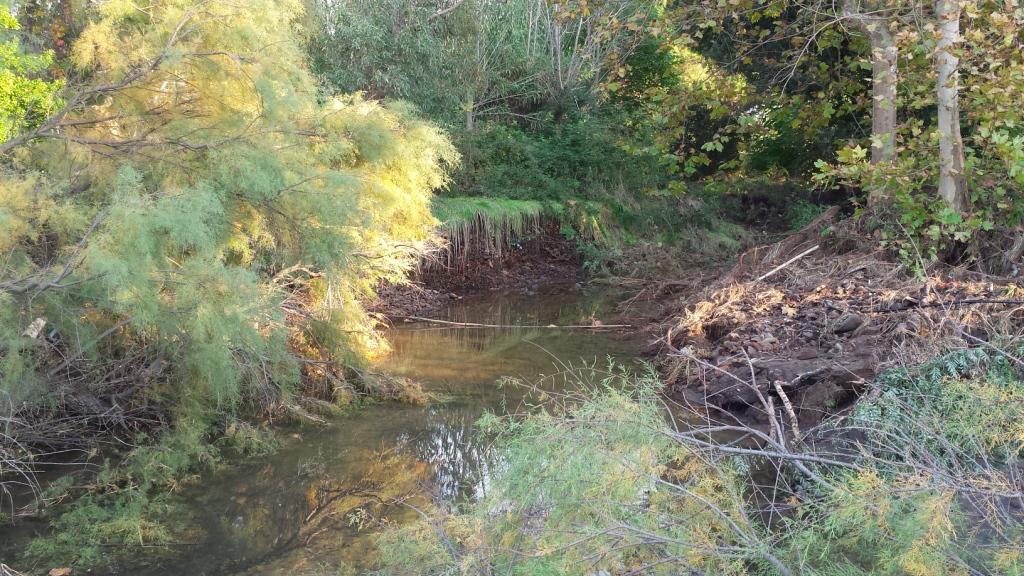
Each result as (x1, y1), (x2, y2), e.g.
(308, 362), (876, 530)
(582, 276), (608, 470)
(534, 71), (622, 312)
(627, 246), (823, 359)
(843, 1), (899, 206)
(870, 41), (898, 166)
(935, 0), (969, 212)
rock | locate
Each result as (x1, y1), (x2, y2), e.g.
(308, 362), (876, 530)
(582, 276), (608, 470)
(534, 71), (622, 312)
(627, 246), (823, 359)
(793, 380), (849, 426)
(832, 313), (865, 334)
(795, 348), (819, 360)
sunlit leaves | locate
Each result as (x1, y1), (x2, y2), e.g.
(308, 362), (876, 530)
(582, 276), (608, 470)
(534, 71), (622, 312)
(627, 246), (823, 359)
(2, 0), (456, 408)
(0, 1), (62, 142)
(380, 357), (1024, 575)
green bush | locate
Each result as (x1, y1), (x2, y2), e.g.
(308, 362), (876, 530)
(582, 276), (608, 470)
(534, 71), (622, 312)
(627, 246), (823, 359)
(376, 355), (1024, 576)
(449, 114), (665, 205)
(25, 417), (220, 568)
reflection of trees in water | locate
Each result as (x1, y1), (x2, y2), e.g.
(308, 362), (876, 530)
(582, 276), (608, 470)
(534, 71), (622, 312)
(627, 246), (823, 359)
(159, 450), (433, 576)
(155, 405), (495, 576)
(137, 291), (634, 575)
(395, 405), (492, 501)
(296, 450), (431, 547)
(391, 291), (619, 357)
(135, 462), (316, 575)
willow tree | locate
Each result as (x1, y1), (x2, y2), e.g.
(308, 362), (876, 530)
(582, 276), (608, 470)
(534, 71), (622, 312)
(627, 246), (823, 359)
(1, 0), (455, 418)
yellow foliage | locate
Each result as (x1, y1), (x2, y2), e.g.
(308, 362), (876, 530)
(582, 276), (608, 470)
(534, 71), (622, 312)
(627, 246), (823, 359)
(0, 175), (47, 251)
(4, 0), (456, 408)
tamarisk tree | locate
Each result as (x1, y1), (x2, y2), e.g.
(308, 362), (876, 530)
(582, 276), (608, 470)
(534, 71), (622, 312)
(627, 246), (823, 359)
(0, 0), (455, 419)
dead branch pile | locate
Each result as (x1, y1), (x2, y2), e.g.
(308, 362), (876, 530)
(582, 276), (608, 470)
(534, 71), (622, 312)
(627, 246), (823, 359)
(658, 212), (1024, 426)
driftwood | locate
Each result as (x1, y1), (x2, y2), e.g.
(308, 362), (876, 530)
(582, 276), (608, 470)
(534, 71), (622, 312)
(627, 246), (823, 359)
(756, 245), (820, 283)
(397, 316), (631, 329)
(727, 205), (839, 282)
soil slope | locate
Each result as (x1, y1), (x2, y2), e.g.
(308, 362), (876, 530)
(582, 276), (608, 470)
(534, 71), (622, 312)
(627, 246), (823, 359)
(656, 211), (1024, 428)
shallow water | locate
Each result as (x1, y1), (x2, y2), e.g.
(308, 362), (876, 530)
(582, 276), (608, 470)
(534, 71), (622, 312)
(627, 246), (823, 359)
(4, 286), (642, 575)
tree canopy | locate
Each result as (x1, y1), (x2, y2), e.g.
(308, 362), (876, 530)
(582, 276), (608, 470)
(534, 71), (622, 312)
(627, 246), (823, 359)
(1, 0), (456, 409)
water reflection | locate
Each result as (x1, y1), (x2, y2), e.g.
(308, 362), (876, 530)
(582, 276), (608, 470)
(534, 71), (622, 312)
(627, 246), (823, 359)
(119, 287), (641, 575)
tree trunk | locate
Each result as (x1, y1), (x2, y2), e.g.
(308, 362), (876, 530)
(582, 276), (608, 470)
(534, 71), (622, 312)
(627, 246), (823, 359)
(843, 1), (899, 207)
(869, 40), (898, 166)
(935, 0), (969, 212)
(465, 99), (475, 131)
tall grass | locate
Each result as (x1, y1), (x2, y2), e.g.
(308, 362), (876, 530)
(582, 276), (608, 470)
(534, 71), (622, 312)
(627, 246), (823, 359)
(430, 192), (752, 272)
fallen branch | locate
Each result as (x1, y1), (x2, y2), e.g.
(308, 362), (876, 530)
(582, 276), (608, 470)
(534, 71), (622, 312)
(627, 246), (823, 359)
(0, 564), (25, 576)
(772, 380), (802, 440)
(756, 244), (820, 283)
(396, 316), (630, 329)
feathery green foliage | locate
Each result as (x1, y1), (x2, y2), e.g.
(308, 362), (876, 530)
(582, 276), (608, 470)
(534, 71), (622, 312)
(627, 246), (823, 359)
(377, 356), (1024, 576)
(24, 418), (219, 566)
(1, 0), (457, 406)
(1, 0), (455, 566)
(377, 366), (768, 575)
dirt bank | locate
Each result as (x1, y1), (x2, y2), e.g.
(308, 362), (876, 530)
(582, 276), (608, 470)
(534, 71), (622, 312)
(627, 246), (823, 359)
(368, 206), (1024, 434)
(367, 225), (582, 318)
(653, 211), (1024, 428)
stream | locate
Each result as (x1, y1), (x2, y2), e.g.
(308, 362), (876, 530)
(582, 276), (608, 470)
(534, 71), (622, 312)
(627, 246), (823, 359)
(2, 286), (643, 575)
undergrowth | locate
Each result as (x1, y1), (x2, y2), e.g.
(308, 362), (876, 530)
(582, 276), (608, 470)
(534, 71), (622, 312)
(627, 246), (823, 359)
(375, 349), (1024, 576)
(432, 190), (754, 273)
(432, 197), (551, 262)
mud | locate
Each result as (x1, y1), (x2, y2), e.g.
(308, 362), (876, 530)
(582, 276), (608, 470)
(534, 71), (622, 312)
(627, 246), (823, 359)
(367, 226), (583, 318)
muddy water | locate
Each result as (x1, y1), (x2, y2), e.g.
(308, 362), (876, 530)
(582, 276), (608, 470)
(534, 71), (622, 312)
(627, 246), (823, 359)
(80, 287), (641, 575)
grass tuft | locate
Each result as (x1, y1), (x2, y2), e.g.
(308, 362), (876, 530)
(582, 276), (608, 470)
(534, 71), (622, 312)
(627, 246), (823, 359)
(432, 197), (555, 264)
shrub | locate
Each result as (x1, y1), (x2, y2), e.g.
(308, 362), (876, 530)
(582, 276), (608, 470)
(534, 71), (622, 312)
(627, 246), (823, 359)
(376, 354), (1024, 576)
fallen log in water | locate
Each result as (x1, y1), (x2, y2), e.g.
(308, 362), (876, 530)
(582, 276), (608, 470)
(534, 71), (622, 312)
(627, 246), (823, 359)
(396, 316), (631, 329)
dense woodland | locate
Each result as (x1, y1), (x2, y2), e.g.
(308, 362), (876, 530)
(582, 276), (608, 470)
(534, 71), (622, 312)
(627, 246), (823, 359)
(2, 0), (1024, 574)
